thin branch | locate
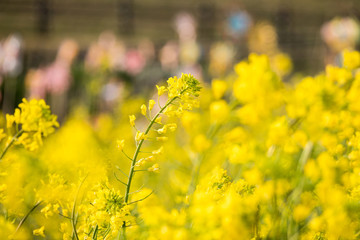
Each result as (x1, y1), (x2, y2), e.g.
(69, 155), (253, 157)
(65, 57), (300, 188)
(116, 166), (129, 179)
(121, 150), (133, 161)
(92, 225), (98, 240)
(124, 97), (178, 203)
(169, 102), (181, 107)
(0, 129), (24, 160)
(14, 200), (42, 235)
(103, 225), (111, 239)
(59, 213), (72, 220)
(129, 185), (144, 195)
(128, 191), (154, 205)
(123, 90), (187, 211)
(113, 173), (128, 186)
(145, 115), (151, 122)
(120, 224), (127, 240)
(72, 175), (88, 240)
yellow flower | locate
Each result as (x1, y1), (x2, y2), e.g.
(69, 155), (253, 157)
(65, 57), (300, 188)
(343, 49), (360, 70)
(129, 115), (136, 127)
(156, 126), (167, 134)
(41, 204), (53, 218)
(6, 98), (58, 151)
(211, 79), (227, 99)
(33, 226), (45, 237)
(155, 116), (162, 124)
(326, 65), (352, 85)
(210, 100), (229, 123)
(293, 204), (311, 222)
(228, 144), (254, 164)
(18, 98), (59, 133)
(166, 123), (177, 132)
(135, 156), (155, 167)
(152, 146), (164, 155)
(156, 137), (168, 142)
(272, 53), (293, 76)
(148, 163), (160, 173)
(193, 134), (211, 152)
(135, 131), (147, 141)
(149, 100), (156, 111)
(116, 139), (125, 151)
(167, 74), (201, 99)
(141, 104), (147, 116)
(156, 85), (167, 96)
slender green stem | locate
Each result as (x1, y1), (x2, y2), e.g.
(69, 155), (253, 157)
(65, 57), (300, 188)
(128, 191), (154, 205)
(284, 142), (313, 238)
(128, 185), (144, 195)
(254, 205), (261, 239)
(72, 175), (88, 240)
(92, 225), (98, 240)
(14, 201), (42, 235)
(114, 173), (128, 186)
(120, 225), (127, 240)
(59, 213), (72, 219)
(121, 150), (133, 161)
(124, 96), (178, 203)
(116, 166), (129, 179)
(0, 129), (24, 160)
(121, 88), (189, 239)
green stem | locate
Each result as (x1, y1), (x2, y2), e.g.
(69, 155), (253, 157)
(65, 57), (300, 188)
(72, 175), (88, 240)
(120, 225), (127, 240)
(92, 225), (98, 239)
(121, 88), (189, 239)
(0, 129), (24, 160)
(254, 205), (261, 239)
(124, 96), (178, 203)
(14, 201), (42, 235)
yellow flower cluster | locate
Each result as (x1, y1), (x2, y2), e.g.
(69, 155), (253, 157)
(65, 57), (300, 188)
(118, 73), (200, 185)
(136, 52), (360, 239)
(78, 183), (134, 239)
(5, 98), (59, 151)
(3, 51), (360, 239)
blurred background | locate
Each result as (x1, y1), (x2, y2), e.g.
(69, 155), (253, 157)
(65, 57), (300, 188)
(0, 0), (360, 120)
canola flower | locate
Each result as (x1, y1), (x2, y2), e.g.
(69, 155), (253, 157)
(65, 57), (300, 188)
(135, 51), (360, 239)
(68, 73), (201, 239)
(122, 73), (200, 204)
(4, 51), (360, 239)
(1, 98), (59, 159)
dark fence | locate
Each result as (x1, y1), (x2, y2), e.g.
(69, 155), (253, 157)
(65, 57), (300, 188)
(0, 0), (359, 72)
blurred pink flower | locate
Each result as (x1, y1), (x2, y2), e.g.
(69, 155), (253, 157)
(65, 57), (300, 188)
(44, 61), (71, 94)
(125, 49), (145, 75)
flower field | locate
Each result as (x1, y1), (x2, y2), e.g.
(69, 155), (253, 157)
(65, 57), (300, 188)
(1, 50), (360, 239)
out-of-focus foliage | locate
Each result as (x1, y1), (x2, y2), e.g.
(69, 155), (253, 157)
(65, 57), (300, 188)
(1, 50), (360, 239)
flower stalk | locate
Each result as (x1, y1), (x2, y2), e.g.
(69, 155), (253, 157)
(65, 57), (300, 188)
(0, 129), (24, 160)
(124, 96), (178, 203)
